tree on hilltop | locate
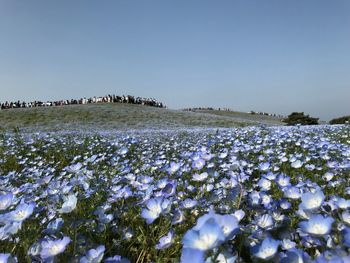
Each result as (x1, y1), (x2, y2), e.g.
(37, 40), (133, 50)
(283, 112), (319, 126)
(329, 115), (350, 125)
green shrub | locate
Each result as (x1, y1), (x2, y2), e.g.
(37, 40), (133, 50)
(329, 115), (350, 124)
(283, 112), (319, 126)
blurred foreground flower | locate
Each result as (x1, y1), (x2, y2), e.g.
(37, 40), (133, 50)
(181, 210), (241, 263)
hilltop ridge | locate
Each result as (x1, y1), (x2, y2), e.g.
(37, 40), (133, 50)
(0, 103), (284, 133)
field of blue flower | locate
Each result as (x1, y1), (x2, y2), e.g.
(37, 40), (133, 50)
(1, 125), (350, 262)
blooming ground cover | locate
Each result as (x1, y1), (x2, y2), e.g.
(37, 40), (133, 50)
(0, 125), (350, 262)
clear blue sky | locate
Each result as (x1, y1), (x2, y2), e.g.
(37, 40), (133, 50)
(0, 0), (349, 120)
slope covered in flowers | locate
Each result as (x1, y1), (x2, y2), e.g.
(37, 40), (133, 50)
(0, 125), (350, 262)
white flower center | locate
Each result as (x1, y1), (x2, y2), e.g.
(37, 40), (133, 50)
(308, 198), (321, 209)
(49, 244), (62, 255)
(193, 232), (218, 250)
(310, 222), (327, 234)
(15, 210), (26, 220)
(260, 246), (275, 258)
(149, 205), (162, 218)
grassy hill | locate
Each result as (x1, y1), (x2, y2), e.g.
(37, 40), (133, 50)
(189, 109), (284, 125)
(0, 103), (285, 133)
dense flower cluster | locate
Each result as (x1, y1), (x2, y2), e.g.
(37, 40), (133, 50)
(0, 125), (349, 262)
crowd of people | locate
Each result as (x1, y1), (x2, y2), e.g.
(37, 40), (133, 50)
(183, 107), (284, 118)
(183, 107), (233, 112)
(248, 110), (284, 118)
(0, 94), (165, 110)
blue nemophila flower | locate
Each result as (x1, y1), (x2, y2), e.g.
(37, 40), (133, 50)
(44, 218), (64, 235)
(249, 191), (261, 206)
(171, 209), (185, 225)
(121, 227), (134, 240)
(299, 190), (325, 211)
(305, 164), (315, 171)
(280, 248), (311, 263)
(291, 160), (303, 169)
(40, 236), (71, 259)
(336, 198), (350, 209)
(0, 222), (22, 240)
(257, 214), (274, 229)
(161, 182), (177, 197)
(253, 237), (280, 260)
(276, 174), (291, 188)
(110, 186), (133, 201)
(280, 200), (291, 210)
(300, 234), (322, 248)
(280, 156), (288, 163)
(182, 218), (225, 251)
(213, 214), (240, 240)
(181, 198), (198, 209)
(65, 162), (83, 174)
(139, 175), (153, 184)
(168, 162), (181, 174)
(343, 228), (350, 247)
(218, 151), (228, 159)
(323, 172), (334, 182)
(104, 255), (131, 263)
(192, 158), (205, 170)
(96, 212), (113, 225)
(281, 239), (296, 250)
(80, 245), (105, 263)
(181, 248), (205, 263)
(263, 172), (276, 180)
(299, 214), (334, 236)
(314, 252), (350, 263)
(0, 193), (13, 211)
(181, 210), (240, 260)
(195, 211), (240, 240)
(283, 186), (301, 200)
(0, 253), (17, 263)
(192, 172), (209, 182)
(205, 250), (238, 263)
(141, 197), (170, 224)
(233, 210), (245, 222)
(156, 229), (174, 249)
(260, 194), (273, 209)
(156, 178), (168, 189)
(327, 161), (339, 169)
(340, 211), (350, 225)
(258, 162), (270, 172)
(59, 193), (77, 214)
(118, 146), (128, 155)
(205, 184), (214, 192)
(6, 202), (35, 222)
(258, 178), (271, 191)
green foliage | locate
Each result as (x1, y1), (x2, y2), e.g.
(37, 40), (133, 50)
(283, 112), (319, 126)
(329, 115), (350, 125)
